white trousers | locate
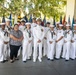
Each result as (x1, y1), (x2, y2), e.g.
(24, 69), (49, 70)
(33, 41), (42, 61)
(70, 42), (76, 59)
(43, 39), (47, 56)
(47, 42), (55, 60)
(55, 43), (63, 59)
(3, 44), (9, 60)
(22, 42), (32, 61)
(62, 42), (71, 60)
(0, 44), (4, 62)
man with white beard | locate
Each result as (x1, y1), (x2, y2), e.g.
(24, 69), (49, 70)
(47, 25), (56, 61)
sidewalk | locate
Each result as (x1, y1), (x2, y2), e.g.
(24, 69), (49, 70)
(0, 57), (76, 75)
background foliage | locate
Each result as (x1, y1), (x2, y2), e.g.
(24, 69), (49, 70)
(0, 0), (66, 19)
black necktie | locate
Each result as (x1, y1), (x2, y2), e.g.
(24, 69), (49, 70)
(65, 30), (69, 38)
(27, 30), (31, 38)
(4, 31), (8, 37)
(51, 31), (53, 39)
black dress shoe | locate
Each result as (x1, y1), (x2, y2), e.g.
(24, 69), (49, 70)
(60, 57), (64, 59)
(23, 61), (26, 63)
(4, 60), (8, 62)
(70, 58), (74, 60)
(28, 58), (31, 60)
(65, 60), (69, 61)
(55, 58), (59, 60)
(0, 61), (5, 63)
(50, 59), (54, 61)
(47, 58), (50, 60)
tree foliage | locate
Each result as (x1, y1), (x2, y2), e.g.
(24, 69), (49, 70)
(0, 0), (66, 19)
(29, 0), (66, 18)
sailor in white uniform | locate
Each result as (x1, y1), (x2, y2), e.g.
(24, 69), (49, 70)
(3, 28), (10, 61)
(47, 25), (56, 60)
(18, 19), (26, 56)
(70, 24), (76, 60)
(33, 18), (45, 62)
(43, 22), (50, 56)
(5, 18), (12, 57)
(62, 24), (72, 61)
(31, 17), (37, 48)
(55, 24), (64, 59)
(22, 22), (33, 62)
(0, 23), (9, 63)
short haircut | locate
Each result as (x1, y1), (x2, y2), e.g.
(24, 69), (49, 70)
(46, 22), (50, 24)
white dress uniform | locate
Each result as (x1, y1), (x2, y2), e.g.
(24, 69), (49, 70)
(31, 23), (37, 48)
(55, 25), (64, 59)
(33, 25), (45, 62)
(19, 24), (26, 57)
(3, 30), (10, 61)
(70, 30), (76, 59)
(22, 28), (32, 62)
(0, 23), (9, 62)
(5, 25), (12, 57)
(47, 25), (56, 60)
(5, 19), (13, 57)
(62, 24), (72, 60)
(0, 29), (4, 62)
(43, 27), (50, 56)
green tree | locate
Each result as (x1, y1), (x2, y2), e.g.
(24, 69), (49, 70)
(0, 0), (66, 19)
(0, 0), (7, 16)
(31, 0), (66, 17)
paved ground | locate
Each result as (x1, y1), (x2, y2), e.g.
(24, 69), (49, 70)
(0, 57), (76, 75)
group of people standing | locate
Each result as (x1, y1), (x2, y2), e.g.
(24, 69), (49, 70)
(0, 17), (76, 63)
